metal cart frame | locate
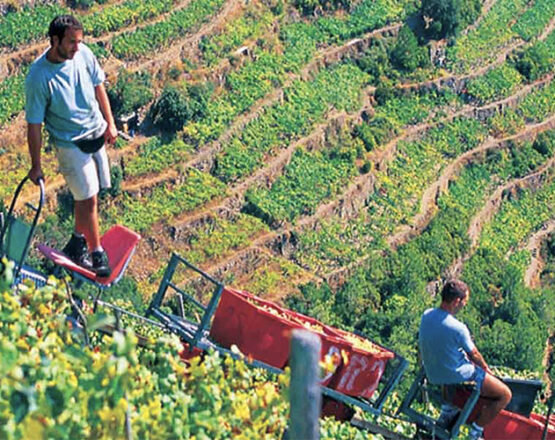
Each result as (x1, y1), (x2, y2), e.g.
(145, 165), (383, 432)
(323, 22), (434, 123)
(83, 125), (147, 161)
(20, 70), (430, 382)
(146, 252), (408, 417)
(0, 176), (46, 287)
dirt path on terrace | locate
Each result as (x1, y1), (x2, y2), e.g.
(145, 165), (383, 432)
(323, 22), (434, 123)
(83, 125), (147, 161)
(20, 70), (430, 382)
(461, 0), (498, 36)
(0, 0), (239, 153)
(122, 23), (401, 192)
(522, 219), (555, 288)
(447, 154), (555, 280)
(543, 333), (554, 397)
(124, 0), (242, 77)
(296, 76), (555, 238)
(147, 99), (555, 295)
(321, 115), (555, 288)
(539, 14), (555, 41)
(389, 115), (555, 251)
(0, 0), (198, 75)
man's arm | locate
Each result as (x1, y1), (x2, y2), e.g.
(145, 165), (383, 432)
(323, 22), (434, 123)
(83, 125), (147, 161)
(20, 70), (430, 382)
(95, 83), (117, 144)
(468, 347), (493, 375)
(28, 123), (44, 184)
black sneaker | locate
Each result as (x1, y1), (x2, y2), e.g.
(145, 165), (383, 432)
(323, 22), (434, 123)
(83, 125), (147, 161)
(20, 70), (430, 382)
(91, 250), (111, 278)
(62, 234), (93, 270)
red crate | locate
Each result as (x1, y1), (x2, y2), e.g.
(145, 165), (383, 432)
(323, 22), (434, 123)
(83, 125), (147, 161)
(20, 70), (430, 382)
(324, 328), (394, 399)
(484, 410), (555, 440)
(210, 288), (302, 368)
(210, 288), (344, 375)
(210, 288), (393, 397)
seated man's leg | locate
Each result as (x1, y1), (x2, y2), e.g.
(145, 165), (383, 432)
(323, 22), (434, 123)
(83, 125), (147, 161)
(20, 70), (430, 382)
(475, 371), (512, 428)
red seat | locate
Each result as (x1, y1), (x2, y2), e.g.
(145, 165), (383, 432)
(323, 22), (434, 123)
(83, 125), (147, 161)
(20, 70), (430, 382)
(38, 225), (141, 287)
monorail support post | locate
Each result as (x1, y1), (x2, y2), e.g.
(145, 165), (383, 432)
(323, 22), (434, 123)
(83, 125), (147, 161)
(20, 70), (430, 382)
(289, 330), (322, 440)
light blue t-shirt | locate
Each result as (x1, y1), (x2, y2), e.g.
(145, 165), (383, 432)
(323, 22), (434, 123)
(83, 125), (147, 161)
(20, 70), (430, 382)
(419, 308), (476, 384)
(25, 43), (106, 148)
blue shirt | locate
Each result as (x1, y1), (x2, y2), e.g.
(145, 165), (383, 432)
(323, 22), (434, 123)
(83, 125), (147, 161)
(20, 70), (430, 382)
(419, 308), (476, 384)
(25, 43), (106, 148)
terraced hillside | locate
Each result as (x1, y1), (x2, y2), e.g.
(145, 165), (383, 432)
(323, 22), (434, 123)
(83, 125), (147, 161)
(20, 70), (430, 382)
(1, 0), (554, 392)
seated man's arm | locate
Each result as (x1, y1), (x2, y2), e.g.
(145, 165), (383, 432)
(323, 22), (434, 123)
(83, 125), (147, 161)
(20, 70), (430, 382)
(468, 347), (493, 375)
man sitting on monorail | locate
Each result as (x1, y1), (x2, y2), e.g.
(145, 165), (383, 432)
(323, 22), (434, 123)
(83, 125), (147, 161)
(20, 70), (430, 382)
(419, 279), (512, 440)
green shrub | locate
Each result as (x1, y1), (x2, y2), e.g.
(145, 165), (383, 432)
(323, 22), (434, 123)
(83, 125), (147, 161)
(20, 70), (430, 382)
(420, 0), (481, 39)
(149, 83), (213, 133)
(373, 86), (398, 106)
(532, 131), (555, 156)
(100, 165), (124, 198)
(354, 116), (398, 151)
(108, 70), (153, 118)
(512, 41), (554, 81)
(294, 0), (351, 16)
(356, 40), (392, 83)
(389, 26), (429, 72)
(360, 160), (372, 173)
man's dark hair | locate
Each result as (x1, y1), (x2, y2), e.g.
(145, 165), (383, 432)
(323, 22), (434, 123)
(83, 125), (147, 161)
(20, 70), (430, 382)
(441, 279), (469, 303)
(48, 15), (83, 44)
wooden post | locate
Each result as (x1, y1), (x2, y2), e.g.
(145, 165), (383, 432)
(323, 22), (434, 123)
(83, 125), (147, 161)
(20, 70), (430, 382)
(289, 329), (322, 440)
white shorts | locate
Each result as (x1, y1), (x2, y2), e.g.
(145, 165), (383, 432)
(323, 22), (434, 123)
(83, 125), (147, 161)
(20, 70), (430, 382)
(56, 145), (111, 201)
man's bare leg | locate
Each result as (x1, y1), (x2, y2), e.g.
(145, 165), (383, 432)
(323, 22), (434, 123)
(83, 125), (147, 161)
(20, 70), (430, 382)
(475, 373), (512, 427)
(74, 195), (100, 250)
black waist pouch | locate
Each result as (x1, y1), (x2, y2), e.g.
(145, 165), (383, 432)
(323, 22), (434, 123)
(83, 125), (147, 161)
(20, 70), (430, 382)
(74, 135), (105, 154)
